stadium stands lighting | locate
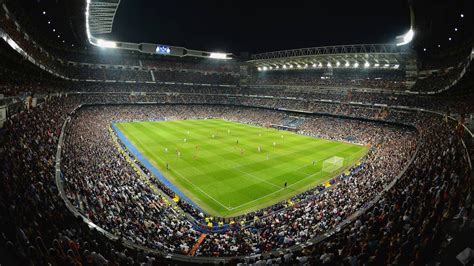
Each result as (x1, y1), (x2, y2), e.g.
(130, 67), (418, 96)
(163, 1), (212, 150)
(374, 63), (380, 67)
(364, 62), (370, 68)
(42, 11), (46, 15)
(423, 48), (427, 51)
(345, 61), (350, 67)
(336, 61), (340, 67)
(396, 28), (414, 46)
(289, 65), (294, 68)
(393, 64), (400, 69)
(283, 65), (287, 69)
(209, 52), (230, 59)
(312, 63), (317, 68)
(460, 14), (464, 18)
(48, 21), (51, 24)
(263, 66), (268, 71)
(327, 62), (332, 68)
(96, 39), (118, 48)
(318, 62), (323, 68)
(384, 63), (390, 68)
(455, 27), (458, 31)
(448, 37), (452, 41)
(353, 62), (359, 68)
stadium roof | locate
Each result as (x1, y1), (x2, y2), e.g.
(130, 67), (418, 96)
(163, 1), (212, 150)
(247, 44), (414, 69)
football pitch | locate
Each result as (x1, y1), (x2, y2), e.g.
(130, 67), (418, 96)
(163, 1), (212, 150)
(114, 119), (369, 217)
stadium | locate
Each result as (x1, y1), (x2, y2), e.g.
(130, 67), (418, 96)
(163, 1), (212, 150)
(0, 0), (473, 265)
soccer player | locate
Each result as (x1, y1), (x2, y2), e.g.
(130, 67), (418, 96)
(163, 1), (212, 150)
(284, 181), (287, 188)
(312, 160), (316, 166)
(166, 162), (169, 170)
(236, 139), (239, 144)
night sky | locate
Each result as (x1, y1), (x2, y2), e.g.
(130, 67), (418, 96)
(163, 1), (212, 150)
(106, 0), (411, 54)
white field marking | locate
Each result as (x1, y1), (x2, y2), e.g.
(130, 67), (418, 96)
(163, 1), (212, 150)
(123, 131), (234, 211)
(125, 123), (366, 212)
(227, 169), (323, 210)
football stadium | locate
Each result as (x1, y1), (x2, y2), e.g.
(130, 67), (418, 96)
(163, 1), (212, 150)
(0, 0), (473, 265)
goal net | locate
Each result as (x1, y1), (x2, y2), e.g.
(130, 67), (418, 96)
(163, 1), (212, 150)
(322, 156), (344, 173)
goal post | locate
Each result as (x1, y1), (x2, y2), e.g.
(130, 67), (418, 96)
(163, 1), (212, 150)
(322, 156), (344, 173)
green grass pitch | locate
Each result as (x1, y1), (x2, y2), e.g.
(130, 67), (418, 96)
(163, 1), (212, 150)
(115, 119), (369, 217)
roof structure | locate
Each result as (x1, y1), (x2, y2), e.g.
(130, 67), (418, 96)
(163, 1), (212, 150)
(247, 44), (415, 69)
(86, 0), (121, 36)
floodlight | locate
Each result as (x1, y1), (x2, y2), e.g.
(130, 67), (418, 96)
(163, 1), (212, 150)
(327, 62), (332, 68)
(336, 61), (340, 67)
(257, 67), (262, 71)
(448, 37), (452, 41)
(42, 11), (46, 15)
(396, 28), (414, 46)
(48, 21), (51, 24)
(276, 66), (279, 69)
(263, 66), (268, 71)
(283, 65), (287, 69)
(384, 64), (390, 68)
(297, 64), (302, 68)
(345, 61), (350, 67)
(304, 64), (308, 68)
(374, 63), (380, 67)
(423, 48), (427, 51)
(209, 53), (228, 59)
(96, 39), (117, 48)
(318, 62), (322, 67)
(393, 64), (400, 69)
(455, 28), (458, 31)
(290, 65), (294, 68)
(269, 66), (273, 70)
(460, 14), (464, 18)
(312, 63), (317, 68)
(354, 62), (359, 68)
(364, 62), (370, 68)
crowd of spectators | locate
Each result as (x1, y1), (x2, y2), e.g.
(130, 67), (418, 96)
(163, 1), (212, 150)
(0, 90), (471, 264)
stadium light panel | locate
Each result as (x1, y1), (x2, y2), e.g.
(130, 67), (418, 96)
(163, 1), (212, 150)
(374, 63), (380, 67)
(423, 48), (427, 51)
(455, 27), (458, 32)
(263, 66), (268, 71)
(275, 66), (279, 69)
(269, 66), (273, 70)
(336, 61), (340, 67)
(48, 21), (51, 24)
(364, 62), (370, 68)
(297, 64), (302, 68)
(96, 39), (117, 48)
(353, 62), (359, 68)
(393, 64), (400, 69)
(345, 61), (350, 67)
(257, 67), (262, 71)
(396, 28), (414, 46)
(290, 65), (294, 68)
(327, 62), (332, 68)
(460, 14), (464, 18)
(283, 65), (287, 69)
(318, 62), (323, 68)
(384, 64), (390, 68)
(304, 64), (308, 68)
(209, 53), (229, 59)
(448, 37), (452, 41)
(42, 11), (46, 15)
(312, 63), (317, 68)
